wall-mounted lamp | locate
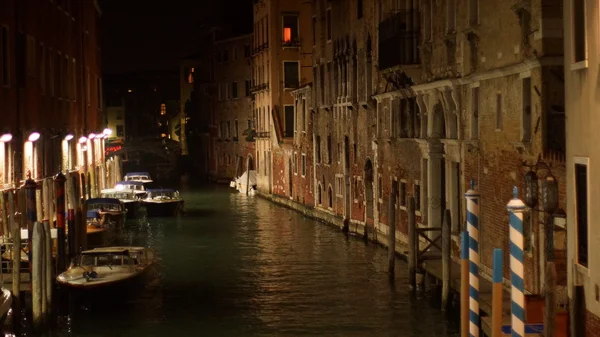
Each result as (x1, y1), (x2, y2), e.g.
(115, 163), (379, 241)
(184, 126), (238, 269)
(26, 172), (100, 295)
(78, 136), (87, 144)
(0, 133), (13, 142)
(103, 128), (112, 136)
(88, 133), (96, 140)
(64, 134), (74, 141)
(28, 132), (41, 142)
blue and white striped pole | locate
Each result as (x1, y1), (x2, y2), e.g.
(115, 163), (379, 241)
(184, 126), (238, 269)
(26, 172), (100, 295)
(507, 187), (527, 337)
(465, 179), (480, 337)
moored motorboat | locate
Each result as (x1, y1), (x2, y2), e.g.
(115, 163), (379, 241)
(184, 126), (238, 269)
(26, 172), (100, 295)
(56, 246), (157, 290)
(100, 188), (141, 218)
(85, 198), (127, 247)
(124, 172), (153, 184)
(115, 181), (147, 199)
(141, 189), (184, 217)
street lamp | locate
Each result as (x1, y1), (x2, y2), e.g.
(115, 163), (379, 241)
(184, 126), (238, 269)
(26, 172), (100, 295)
(88, 133), (96, 140)
(78, 136), (87, 144)
(103, 128), (112, 136)
(64, 134), (74, 141)
(28, 132), (40, 142)
(0, 133), (12, 142)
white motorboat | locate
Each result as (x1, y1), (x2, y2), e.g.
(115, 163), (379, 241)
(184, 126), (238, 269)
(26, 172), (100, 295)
(56, 246), (157, 290)
(124, 172), (153, 184)
(141, 188), (184, 217)
(100, 188), (141, 218)
(234, 170), (257, 194)
(115, 180), (148, 198)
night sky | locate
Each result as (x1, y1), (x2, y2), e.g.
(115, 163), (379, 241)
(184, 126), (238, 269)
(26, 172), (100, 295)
(100, 0), (253, 74)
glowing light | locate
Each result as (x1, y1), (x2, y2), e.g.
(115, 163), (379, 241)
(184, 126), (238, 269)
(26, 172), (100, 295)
(103, 128), (112, 136)
(127, 89), (132, 93)
(0, 133), (13, 142)
(28, 132), (40, 142)
(64, 134), (74, 141)
(78, 136), (87, 144)
(88, 133), (96, 140)
(115, 184), (125, 190)
(284, 28), (292, 43)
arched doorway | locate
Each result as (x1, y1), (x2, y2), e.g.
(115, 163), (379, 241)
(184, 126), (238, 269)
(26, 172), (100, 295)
(364, 159), (374, 221)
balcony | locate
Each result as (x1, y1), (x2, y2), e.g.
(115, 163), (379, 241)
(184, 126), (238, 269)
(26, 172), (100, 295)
(378, 10), (420, 70)
(255, 131), (271, 139)
(250, 83), (270, 93)
(282, 39), (301, 48)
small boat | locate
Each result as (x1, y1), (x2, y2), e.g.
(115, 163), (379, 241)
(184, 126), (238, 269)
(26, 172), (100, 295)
(141, 188), (184, 217)
(234, 170), (257, 194)
(85, 198), (127, 247)
(56, 246), (157, 290)
(100, 188), (141, 219)
(124, 172), (153, 184)
(115, 180), (148, 198)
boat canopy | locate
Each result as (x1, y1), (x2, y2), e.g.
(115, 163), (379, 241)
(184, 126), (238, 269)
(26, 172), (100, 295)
(85, 198), (121, 205)
(125, 172), (151, 177)
(236, 170), (257, 186)
(147, 188), (177, 193)
(116, 181), (144, 186)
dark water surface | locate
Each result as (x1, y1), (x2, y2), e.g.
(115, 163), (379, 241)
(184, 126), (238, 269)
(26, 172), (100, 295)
(23, 185), (459, 336)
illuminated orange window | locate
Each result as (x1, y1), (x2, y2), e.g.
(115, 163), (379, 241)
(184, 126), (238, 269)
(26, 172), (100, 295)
(160, 103), (166, 115)
(284, 28), (292, 43)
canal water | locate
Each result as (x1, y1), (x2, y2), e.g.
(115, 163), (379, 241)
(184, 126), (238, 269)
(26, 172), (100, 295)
(17, 185), (459, 336)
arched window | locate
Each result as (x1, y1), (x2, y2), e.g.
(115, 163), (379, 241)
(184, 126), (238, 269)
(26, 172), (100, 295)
(328, 185), (333, 208)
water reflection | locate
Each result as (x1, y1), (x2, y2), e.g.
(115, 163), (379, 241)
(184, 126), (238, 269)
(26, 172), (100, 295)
(7, 186), (459, 336)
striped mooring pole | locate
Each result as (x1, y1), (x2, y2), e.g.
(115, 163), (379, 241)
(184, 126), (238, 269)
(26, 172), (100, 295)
(461, 231), (469, 337)
(492, 248), (503, 337)
(507, 186), (527, 337)
(465, 179), (480, 337)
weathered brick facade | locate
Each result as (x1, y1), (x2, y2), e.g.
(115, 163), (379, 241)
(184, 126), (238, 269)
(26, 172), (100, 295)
(0, 0), (104, 185)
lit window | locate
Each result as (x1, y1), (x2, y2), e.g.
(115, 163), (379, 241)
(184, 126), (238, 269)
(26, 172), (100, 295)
(160, 103), (166, 115)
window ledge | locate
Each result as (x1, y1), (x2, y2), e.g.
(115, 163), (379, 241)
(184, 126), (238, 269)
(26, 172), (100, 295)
(570, 60), (588, 71)
(574, 263), (590, 277)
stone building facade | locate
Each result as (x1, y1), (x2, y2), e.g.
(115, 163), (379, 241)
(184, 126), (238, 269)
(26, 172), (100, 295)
(0, 0), (104, 187)
(564, 0), (600, 333)
(211, 34), (254, 181)
(251, 0), (314, 196)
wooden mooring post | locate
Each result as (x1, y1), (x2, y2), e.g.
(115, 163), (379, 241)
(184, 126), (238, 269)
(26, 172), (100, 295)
(43, 220), (52, 320)
(545, 262), (556, 337)
(407, 196), (416, 289)
(9, 190), (20, 322)
(32, 221), (44, 330)
(0, 191), (8, 237)
(441, 209), (451, 310)
(388, 181), (398, 278)
(55, 172), (67, 272)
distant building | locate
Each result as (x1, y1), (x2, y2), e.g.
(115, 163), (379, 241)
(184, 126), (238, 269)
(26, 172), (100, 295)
(106, 105), (126, 142)
(0, 0), (104, 186)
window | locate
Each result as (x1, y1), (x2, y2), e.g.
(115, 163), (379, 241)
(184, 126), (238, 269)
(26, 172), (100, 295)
(245, 79), (251, 96)
(293, 153), (298, 174)
(471, 86), (479, 139)
(399, 181), (407, 207)
(469, 0), (479, 26)
(446, 0), (456, 32)
(326, 9), (332, 41)
(328, 186), (333, 207)
(414, 183), (421, 211)
(378, 175), (383, 199)
(312, 17), (316, 46)
(244, 45), (251, 58)
(0, 26), (9, 85)
(575, 160), (589, 267)
(318, 184), (322, 205)
(316, 136), (322, 163)
(301, 98), (307, 131)
(232, 82), (238, 99)
(522, 77), (532, 142)
(283, 15), (299, 45)
(336, 176), (343, 197)
(85, 67), (90, 106)
(284, 105), (294, 137)
(284, 61), (299, 88)
(116, 125), (124, 137)
(234, 120), (239, 140)
(327, 135), (332, 164)
(223, 50), (229, 63)
(495, 94), (502, 130)
(227, 121), (231, 138)
(357, 0), (363, 19)
(573, 0), (586, 63)
(301, 154), (306, 177)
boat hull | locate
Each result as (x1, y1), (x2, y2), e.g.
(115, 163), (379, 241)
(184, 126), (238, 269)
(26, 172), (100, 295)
(142, 200), (183, 217)
(123, 201), (141, 219)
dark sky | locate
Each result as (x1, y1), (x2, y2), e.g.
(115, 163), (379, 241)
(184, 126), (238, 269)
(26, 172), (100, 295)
(100, 0), (253, 74)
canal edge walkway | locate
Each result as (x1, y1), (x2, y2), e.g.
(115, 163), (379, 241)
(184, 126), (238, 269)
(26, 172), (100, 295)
(256, 191), (521, 337)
